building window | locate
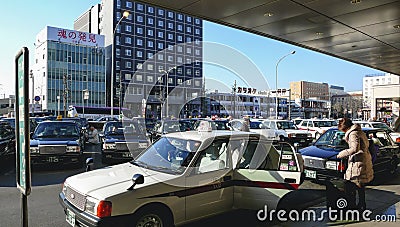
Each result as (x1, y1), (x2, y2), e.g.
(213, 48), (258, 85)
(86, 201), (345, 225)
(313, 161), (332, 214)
(147, 75), (154, 83)
(186, 47), (192, 54)
(137, 63), (143, 69)
(186, 26), (192, 33)
(157, 9), (164, 16)
(168, 55), (173, 62)
(177, 14), (183, 21)
(177, 24), (183, 31)
(168, 22), (174, 29)
(148, 17), (154, 25)
(136, 74), (143, 81)
(116, 12), (121, 20)
(177, 35), (183, 42)
(125, 73), (132, 80)
(186, 37), (192, 42)
(147, 29), (154, 36)
(158, 66), (164, 71)
(136, 3), (143, 11)
(168, 33), (173, 40)
(126, 1), (132, 8)
(177, 46), (183, 52)
(136, 15), (143, 23)
(147, 64), (153, 71)
(195, 18), (200, 25)
(126, 61), (132, 68)
(168, 11), (174, 19)
(158, 54), (164, 60)
(158, 20), (164, 27)
(125, 25), (131, 32)
(147, 53), (153, 59)
(186, 80), (191, 85)
(177, 68), (183, 74)
(157, 42), (164, 49)
(195, 28), (200, 35)
(157, 31), (164, 38)
(117, 0), (121, 8)
(195, 49), (200, 55)
(125, 49), (132, 56)
(177, 78), (182, 84)
(186, 16), (192, 23)
(195, 70), (200, 76)
(168, 45), (173, 51)
(136, 39), (143, 46)
(136, 27), (143, 34)
(187, 68), (192, 75)
(148, 41), (154, 48)
(177, 57), (183, 63)
(116, 48), (120, 56)
(116, 61), (120, 69)
(136, 51), (143, 58)
(195, 80), (201, 87)
(125, 37), (131, 44)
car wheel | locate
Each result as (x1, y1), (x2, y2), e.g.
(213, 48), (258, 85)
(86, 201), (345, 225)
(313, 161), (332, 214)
(133, 205), (173, 227)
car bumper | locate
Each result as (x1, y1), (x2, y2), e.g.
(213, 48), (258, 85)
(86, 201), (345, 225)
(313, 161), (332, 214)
(59, 193), (133, 227)
(287, 137), (313, 146)
(303, 166), (344, 182)
(31, 154), (82, 165)
(102, 149), (144, 162)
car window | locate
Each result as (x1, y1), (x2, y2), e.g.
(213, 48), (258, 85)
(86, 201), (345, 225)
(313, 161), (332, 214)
(237, 141), (279, 170)
(195, 140), (229, 174)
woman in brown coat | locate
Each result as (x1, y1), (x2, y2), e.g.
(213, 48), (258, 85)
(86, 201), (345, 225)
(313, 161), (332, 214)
(336, 118), (374, 210)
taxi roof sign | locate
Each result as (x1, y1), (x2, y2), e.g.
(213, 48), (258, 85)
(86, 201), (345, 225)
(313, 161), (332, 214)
(197, 120), (213, 132)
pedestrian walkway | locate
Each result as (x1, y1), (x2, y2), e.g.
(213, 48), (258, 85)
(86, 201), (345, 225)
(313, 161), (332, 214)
(274, 178), (400, 226)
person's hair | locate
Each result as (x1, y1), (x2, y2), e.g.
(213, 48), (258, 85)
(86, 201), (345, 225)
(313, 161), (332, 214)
(338, 118), (353, 132)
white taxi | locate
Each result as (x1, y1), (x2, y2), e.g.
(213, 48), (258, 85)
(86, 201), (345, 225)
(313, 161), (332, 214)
(59, 125), (303, 226)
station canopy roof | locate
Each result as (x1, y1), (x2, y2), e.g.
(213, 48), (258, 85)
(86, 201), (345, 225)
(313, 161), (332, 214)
(138, 0), (400, 76)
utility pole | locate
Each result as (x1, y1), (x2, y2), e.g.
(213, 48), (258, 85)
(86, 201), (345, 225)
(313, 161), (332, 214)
(63, 74), (69, 117)
(232, 80), (237, 118)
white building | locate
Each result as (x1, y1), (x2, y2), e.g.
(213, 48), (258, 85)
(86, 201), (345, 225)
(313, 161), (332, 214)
(363, 73), (400, 120)
(33, 26), (106, 113)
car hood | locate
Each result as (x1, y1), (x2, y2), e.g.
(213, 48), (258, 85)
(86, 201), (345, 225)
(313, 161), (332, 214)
(104, 134), (147, 143)
(300, 145), (340, 160)
(30, 138), (79, 146)
(64, 162), (181, 199)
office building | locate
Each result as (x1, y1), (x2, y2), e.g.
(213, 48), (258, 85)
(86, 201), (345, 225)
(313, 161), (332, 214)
(290, 81), (329, 101)
(33, 26), (106, 113)
(74, 4), (101, 34)
(75, 0), (203, 118)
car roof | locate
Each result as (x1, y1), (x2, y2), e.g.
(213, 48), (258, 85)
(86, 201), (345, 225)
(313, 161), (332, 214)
(327, 127), (386, 133)
(164, 130), (260, 142)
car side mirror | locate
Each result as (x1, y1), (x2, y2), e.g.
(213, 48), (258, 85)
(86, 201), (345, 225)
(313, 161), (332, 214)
(86, 158), (94, 172)
(127, 174), (144, 190)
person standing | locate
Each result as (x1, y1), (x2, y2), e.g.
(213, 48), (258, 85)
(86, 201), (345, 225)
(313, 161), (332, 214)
(336, 118), (374, 211)
(87, 126), (99, 144)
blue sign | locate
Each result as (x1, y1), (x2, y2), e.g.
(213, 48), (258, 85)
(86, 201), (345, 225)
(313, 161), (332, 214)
(34, 96), (40, 102)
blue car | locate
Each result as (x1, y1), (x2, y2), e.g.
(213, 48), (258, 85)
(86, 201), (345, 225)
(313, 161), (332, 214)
(101, 121), (149, 164)
(30, 121), (84, 167)
(300, 127), (400, 182)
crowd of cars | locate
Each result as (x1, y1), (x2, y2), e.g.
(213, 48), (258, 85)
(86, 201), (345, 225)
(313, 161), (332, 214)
(1, 114), (399, 226)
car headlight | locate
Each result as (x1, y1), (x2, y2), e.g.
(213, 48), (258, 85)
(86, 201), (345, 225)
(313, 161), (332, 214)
(103, 143), (116, 150)
(66, 146), (80, 153)
(325, 160), (338, 170)
(139, 142), (148, 149)
(30, 147), (39, 154)
(288, 133), (295, 138)
(85, 196), (99, 214)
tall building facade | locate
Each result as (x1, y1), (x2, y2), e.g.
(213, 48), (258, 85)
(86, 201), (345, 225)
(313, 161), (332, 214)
(290, 81), (329, 101)
(33, 26), (106, 113)
(363, 73), (399, 108)
(75, 0), (203, 119)
(74, 4), (101, 34)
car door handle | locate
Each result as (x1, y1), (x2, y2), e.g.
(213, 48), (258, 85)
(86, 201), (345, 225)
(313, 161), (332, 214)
(223, 176), (232, 181)
(284, 178), (296, 183)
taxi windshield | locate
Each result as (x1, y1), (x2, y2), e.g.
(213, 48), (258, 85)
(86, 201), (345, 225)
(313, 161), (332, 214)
(132, 137), (200, 174)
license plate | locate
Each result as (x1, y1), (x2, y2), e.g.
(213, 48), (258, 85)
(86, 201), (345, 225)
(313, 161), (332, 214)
(122, 152), (132, 158)
(300, 139), (305, 142)
(47, 156), (59, 163)
(305, 169), (316, 179)
(66, 208), (75, 226)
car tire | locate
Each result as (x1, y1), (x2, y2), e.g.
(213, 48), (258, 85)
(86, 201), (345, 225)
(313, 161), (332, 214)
(132, 205), (173, 227)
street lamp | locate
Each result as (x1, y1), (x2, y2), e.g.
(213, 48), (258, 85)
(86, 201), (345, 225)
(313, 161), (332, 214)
(111, 11), (129, 118)
(82, 89), (89, 118)
(159, 67), (176, 119)
(275, 51), (295, 119)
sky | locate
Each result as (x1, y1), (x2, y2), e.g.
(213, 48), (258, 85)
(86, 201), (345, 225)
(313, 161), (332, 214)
(0, 0), (385, 97)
